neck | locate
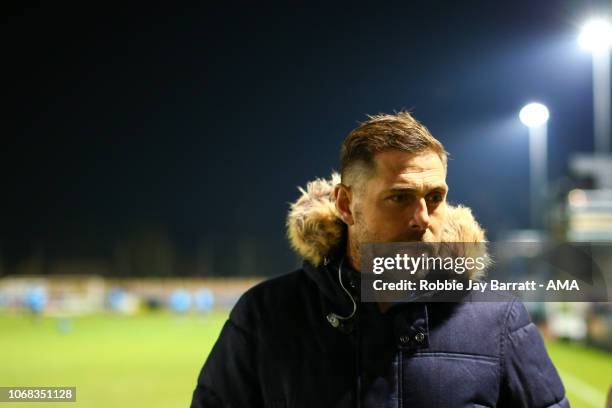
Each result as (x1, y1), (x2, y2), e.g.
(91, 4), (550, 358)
(347, 234), (393, 314)
(345, 234), (361, 272)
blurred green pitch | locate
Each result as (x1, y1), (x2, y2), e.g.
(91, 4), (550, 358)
(0, 312), (225, 408)
(0, 312), (610, 408)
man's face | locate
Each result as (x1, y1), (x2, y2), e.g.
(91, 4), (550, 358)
(349, 149), (448, 248)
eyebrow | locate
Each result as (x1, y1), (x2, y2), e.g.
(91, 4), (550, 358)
(386, 184), (448, 194)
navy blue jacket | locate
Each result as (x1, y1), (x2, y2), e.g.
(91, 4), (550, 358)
(191, 174), (568, 407)
(190, 257), (568, 407)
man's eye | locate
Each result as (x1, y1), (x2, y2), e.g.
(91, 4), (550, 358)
(389, 194), (408, 203)
(427, 193), (443, 204)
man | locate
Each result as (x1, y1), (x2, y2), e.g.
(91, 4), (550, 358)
(190, 112), (568, 407)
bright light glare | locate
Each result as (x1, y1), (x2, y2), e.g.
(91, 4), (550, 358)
(568, 189), (587, 207)
(578, 19), (612, 53)
(519, 103), (549, 128)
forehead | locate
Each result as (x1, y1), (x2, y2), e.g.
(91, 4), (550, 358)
(368, 149), (446, 189)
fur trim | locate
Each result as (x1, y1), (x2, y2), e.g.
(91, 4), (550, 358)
(286, 173), (345, 267)
(287, 172), (490, 279)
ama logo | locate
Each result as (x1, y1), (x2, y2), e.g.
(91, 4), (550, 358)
(546, 280), (580, 291)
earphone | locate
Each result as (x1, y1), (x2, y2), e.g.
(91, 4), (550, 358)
(326, 257), (357, 328)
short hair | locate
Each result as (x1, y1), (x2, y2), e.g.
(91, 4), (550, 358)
(340, 111), (449, 186)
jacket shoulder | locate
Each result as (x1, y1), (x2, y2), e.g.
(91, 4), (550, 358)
(228, 268), (316, 333)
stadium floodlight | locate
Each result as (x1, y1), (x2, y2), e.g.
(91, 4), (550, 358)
(578, 19), (612, 53)
(519, 103), (549, 128)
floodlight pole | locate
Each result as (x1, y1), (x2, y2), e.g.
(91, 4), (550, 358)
(529, 123), (548, 229)
(593, 49), (611, 154)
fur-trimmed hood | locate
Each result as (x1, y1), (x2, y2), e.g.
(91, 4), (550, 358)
(286, 172), (490, 280)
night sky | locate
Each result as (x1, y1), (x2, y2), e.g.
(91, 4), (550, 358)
(2, 1), (608, 273)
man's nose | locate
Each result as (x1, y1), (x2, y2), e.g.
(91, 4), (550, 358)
(409, 198), (430, 230)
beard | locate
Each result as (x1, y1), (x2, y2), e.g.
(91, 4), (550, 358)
(354, 222), (436, 245)
(348, 220), (438, 271)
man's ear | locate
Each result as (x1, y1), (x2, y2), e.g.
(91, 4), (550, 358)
(334, 183), (355, 226)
